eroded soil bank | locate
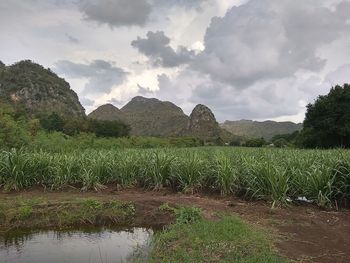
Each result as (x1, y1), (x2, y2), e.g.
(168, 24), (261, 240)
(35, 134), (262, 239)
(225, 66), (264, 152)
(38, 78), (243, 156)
(1, 187), (349, 263)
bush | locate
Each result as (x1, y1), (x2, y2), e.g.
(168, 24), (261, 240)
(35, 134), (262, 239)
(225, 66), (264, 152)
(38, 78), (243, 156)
(244, 138), (266, 147)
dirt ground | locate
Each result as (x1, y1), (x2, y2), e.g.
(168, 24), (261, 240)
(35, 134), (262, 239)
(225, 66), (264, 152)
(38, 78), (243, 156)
(1, 187), (349, 263)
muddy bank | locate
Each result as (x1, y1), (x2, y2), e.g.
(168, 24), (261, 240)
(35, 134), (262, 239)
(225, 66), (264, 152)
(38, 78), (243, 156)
(1, 187), (350, 262)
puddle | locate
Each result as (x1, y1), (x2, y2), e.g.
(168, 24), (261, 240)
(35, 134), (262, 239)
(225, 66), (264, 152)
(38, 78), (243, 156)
(0, 227), (153, 263)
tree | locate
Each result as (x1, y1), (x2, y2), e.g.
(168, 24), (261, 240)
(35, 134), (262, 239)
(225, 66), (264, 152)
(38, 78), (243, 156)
(63, 118), (88, 136)
(0, 102), (29, 148)
(271, 131), (300, 147)
(301, 84), (350, 148)
(87, 119), (130, 138)
(229, 139), (241, 147)
(40, 112), (65, 132)
(273, 138), (288, 148)
(29, 119), (41, 137)
(244, 138), (266, 147)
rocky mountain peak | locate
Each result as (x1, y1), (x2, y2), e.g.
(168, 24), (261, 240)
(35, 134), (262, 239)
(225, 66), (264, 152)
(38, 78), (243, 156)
(98, 103), (119, 111)
(188, 104), (221, 140)
(130, 96), (157, 103)
(0, 60), (85, 118)
(190, 104), (217, 123)
(88, 103), (125, 122)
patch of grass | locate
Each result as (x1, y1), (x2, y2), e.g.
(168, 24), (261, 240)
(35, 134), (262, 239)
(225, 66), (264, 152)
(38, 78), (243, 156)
(159, 203), (202, 224)
(175, 206), (202, 224)
(159, 202), (176, 213)
(0, 204), (5, 223)
(17, 205), (33, 220)
(0, 197), (136, 230)
(149, 216), (287, 263)
(82, 199), (103, 210)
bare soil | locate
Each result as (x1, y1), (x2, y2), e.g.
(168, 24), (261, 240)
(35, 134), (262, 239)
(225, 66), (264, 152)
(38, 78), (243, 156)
(1, 187), (349, 263)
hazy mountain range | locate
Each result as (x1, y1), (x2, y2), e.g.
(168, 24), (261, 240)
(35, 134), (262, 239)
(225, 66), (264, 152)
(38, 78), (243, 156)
(221, 120), (302, 140)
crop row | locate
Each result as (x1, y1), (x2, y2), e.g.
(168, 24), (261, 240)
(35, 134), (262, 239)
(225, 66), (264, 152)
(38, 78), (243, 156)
(0, 147), (349, 207)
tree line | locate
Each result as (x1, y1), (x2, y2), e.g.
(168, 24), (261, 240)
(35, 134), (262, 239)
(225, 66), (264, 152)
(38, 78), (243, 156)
(0, 102), (130, 148)
(1, 83), (350, 149)
(232, 84), (350, 149)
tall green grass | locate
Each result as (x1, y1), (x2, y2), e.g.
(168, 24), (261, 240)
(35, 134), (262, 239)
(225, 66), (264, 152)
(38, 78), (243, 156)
(0, 147), (349, 208)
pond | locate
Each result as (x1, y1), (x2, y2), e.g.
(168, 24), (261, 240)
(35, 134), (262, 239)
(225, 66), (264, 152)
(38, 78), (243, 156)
(0, 227), (153, 263)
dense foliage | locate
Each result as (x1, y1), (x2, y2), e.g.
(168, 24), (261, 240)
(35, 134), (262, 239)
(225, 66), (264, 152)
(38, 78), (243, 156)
(301, 84), (350, 148)
(270, 131), (300, 147)
(0, 147), (349, 208)
(244, 138), (267, 147)
(39, 112), (130, 138)
(0, 101), (30, 148)
(29, 132), (203, 152)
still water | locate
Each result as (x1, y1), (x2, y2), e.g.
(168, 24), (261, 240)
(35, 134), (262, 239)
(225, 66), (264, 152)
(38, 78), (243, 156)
(0, 227), (153, 263)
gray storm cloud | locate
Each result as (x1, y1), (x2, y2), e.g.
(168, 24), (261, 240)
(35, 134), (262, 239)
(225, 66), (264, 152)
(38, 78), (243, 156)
(131, 31), (195, 67)
(77, 0), (207, 28)
(78, 0), (152, 27)
(55, 60), (129, 95)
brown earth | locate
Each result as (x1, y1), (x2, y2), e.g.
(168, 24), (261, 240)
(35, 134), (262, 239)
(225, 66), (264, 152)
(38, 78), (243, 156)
(0, 187), (349, 263)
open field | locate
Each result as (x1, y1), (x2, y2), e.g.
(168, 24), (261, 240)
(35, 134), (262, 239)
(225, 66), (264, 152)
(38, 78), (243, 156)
(0, 147), (349, 208)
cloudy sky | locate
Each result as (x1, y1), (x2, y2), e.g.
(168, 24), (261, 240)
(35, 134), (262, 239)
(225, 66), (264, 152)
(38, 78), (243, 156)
(1, 0), (350, 122)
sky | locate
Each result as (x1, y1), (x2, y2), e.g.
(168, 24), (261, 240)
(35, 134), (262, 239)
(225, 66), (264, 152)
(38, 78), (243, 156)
(1, 0), (350, 123)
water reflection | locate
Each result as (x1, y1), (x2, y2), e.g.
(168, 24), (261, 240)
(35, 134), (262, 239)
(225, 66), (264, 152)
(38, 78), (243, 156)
(0, 227), (153, 263)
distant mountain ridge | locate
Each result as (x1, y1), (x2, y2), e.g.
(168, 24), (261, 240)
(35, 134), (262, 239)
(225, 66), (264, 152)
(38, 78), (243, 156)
(89, 96), (235, 141)
(220, 119), (303, 140)
(0, 60), (85, 117)
(0, 60), (301, 141)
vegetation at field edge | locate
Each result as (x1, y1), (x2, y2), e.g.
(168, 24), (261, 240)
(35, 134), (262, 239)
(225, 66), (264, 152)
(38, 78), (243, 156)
(0, 197), (135, 231)
(0, 147), (349, 208)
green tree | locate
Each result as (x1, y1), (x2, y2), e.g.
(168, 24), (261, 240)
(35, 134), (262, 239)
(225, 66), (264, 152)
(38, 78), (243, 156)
(0, 102), (29, 148)
(87, 119), (130, 138)
(273, 138), (288, 148)
(301, 84), (350, 148)
(40, 112), (65, 132)
(63, 118), (88, 136)
(244, 138), (266, 147)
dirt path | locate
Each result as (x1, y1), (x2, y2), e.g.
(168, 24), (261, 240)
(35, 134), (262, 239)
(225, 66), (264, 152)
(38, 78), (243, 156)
(1, 187), (349, 263)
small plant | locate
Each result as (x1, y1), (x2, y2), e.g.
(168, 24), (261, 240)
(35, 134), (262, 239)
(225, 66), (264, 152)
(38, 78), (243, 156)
(80, 168), (106, 192)
(0, 204), (5, 222)
(159, 202), (176, 213)
(175, 206), (202, 224)
(17, 205), (32, 220)
(83, 199), (103, 210)
(0, 148), (30, 191)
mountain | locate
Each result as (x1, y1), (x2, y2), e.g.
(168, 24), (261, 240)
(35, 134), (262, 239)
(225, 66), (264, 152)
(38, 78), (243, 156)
(89, 96), (234, 141)
(220, 120), (303, 140)
(187, 104), (221, 140)
(88, 104), (125, 122)
(121, 96), (189, 137)
(0, 60), (85, 118)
